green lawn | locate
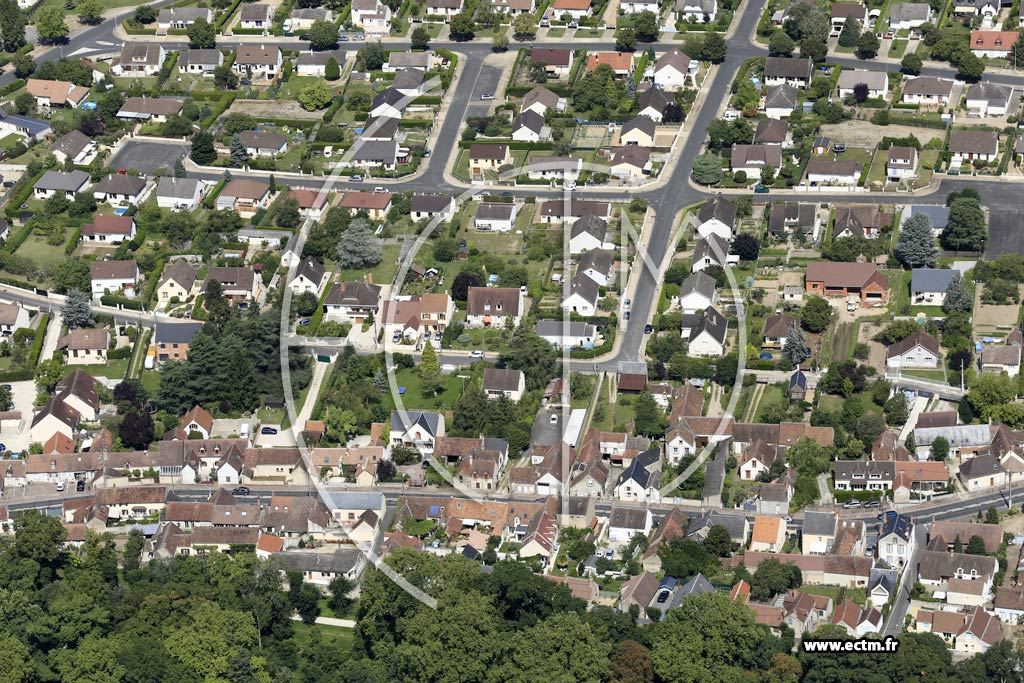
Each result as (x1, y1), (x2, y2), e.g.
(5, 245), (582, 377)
(903, 368), (947, 382)
(336, 244), (401, 286)
(88, 359), (130, 380)
(889, 39), (908, 58)
(754, 385), (786, 421)
(140, 370), (161, 393)
(290, 622), (354, 650)
(893, 269), (945, 316)
(447, 324), (511, 353)
(799, 584), (868, 606)
(15, 234), (69, 269)
(392, 367), (466, 410)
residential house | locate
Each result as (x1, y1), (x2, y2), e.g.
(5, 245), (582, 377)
(676, 0), (718, 22)
(654, 49), (697, 90)
(970, 30), (1019, 58)
(550, 0), (591, 20)
(902, 76), (955, 106)
(802, 510), (838, 555)
(511, 110), (547, 142)
(680, 306), (728, 357)
(576, 248), (615, 287)
(586, 51), (635, 76)
(696, 195), (736, 240)
(887, 146), (919, 182)
(295, 49), (347, 77)
(691, 234), (729, 272)
(763, 57), (813, 87)
(678, 271), (717, 314)
(965, 82), (1013, 117)
(234, 46), (284, 80)
(607, 505), (653, 543)
(750, 515), (786, 552)
(0, 302), (29, 336)
(215, 179), (271, 214)
(805, 261), (888, 304)
(239, 131), (288, 157)
(561, 273), (600, 316)
(323, 281), (381, 323)
(948, 129), (1000, 166)
(888, 2), (933, 29)
(768, 202), (818, 238)
(837, 70), (888, 100)
(157, 177), (204, 211)
(530, 48), (575, 78)
(569, 215), (608, 254)
(90, 260), (139, 298)
(52, 130), (96, 165)
(0, 113), (51, 140)
(34, 170), (90, 200)
(763, 313), (799, 349)
(370, 88), (406, 119)
(805, 158), (863, 186)
(468, 144), (513, 174)
(482, 368), (526, 401)
(833, 205), (892, 240)
(157, 6), (212, 29)
(26, 79), (89, 108)
(730, 144), (782, 177)
(58, 328), (109, 365)
(619, 115), (656, 146)
(389, 410), (445, 455)
(755, 118), (790, 146)
(910, 268), (957, 306)
(117, 44), (165, 77)
(959, 454), (1006, 491)
(239, 3), (273, 28)
(116, 97), (184, 122)
(179, 49), (224, 75)
(833, 460), (895, 492)
(610, 146), (653, 180)
(155, 321), (204, 362)
(287, 189), (329, 219)
(764, 83), (799, 119)
(81, 215), (136, 244)
(981, 344), (1022, 377)
(522, 86), (566, 116)
(156, 260), (198, 306)
(288, 258), (328, 296)
(878, 512), (914, 568)
(474, 202), (519, 232)
(411, 194), (456, 222)
(830, 2), (867, 34)
(92, 174), (147, 206)
(638, 88), (673, 123)
(535, 319), (598, 350)
(204, 266), (262, 305)
(912, 424), (993, 460)
(537, 199), (610, 225)
(351, 0), (392, 33)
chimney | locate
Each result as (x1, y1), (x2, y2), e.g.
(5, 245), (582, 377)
(366, 272), (373, 284)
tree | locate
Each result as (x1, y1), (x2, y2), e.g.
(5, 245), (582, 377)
(449, 13), (475, 40)
(731, 234), (760, 261)
(751, 558), (802, 600)
(119, 408), (154, 450)
(615, 27), (637, 52)
(419, 343), (443, 395)
(186, 16), (216, 48)
(76, 0), (103, 24)
(275, 198), (301, 229)
(837, 17), (861, 48)
(213, 64), (238, 90)
(62, 289), (94, 329)
(190, 131), (217, 165)
(35, 6), (68, 44)
(931, 435), (949, 460)
(0, 0), (25, 53)
(360, 42), (386, 70)
(500, 325), (559, 391)
(884, 394), (909, 426)
(294, 291), (319, 318)
(956, 52), (985, 80)
(411, 26), (431, 49)
(451, 271), (483, 301)
(895, 213), (938, 267)
(54, 259), (91, 294)
(134, 4), (156, 23)
(901, 52), (923, 74)
(512, 12), (536, 39)
(800, 36), (827, 63)
(700, 32), (727, 62)
(801, 297), (832, 333)
(856, 30), (880, 58)
(942, 195), (987, 252)
(328, 576), (354, 614)
(942, 272), (972, 313)
(610, 640), (653, 683)
(985, 506), (1000, 525)
(760, 164), (776, 186)
(703, 524), (734, 557)
(633, 392), (662, 437)
(967, 372), (1018, 420)
(229, 134), (249, 168)
(769, 30), (795, 55)
(11, 53), (33, 78)
(692, 153), (723, 185)
(309, 19), (338, 50)
(323, 56), (341, 81)
(298, 81), (332, 111)
(12, 91), (34, 116)
(966, 534), (988, 555)
(335, 220), (382, 268)
(492, 32), (509, 51)
(783, 324), (808, 367)
(660, 538), (717, 579)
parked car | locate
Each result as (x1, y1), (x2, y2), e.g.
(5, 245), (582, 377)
(863, 499), (880, 508)
(55, 481), (65, 492)
(76, 480), (85, 491)
(643, 324), (653, 334)
(260, 426), (278, 435)
(469, 350), (484, 358)
(842, 499), (862, 509)
(373, 187), (386, 193)
(549, 413), (558, 424)
(232, 486), (251, 496)
(392, 332), (402, 342)
(754, 185), (770, 194)
(349, 175), (363, 182)
(480, 93), (494, 100)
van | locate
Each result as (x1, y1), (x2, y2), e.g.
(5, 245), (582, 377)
(324, 146), (333, 158)
(846, 296), (858, 312)
(723, 109), (741, 121)
(240, 423), (250, 439)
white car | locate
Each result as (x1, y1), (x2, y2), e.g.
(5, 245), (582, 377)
(480, 93), (494, 100)
(55, 481), (66, 492)
(373, 186), (387, 194)
(549, 414), (558, 424)
(469, 350), (484, 358)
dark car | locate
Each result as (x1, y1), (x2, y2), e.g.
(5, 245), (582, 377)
(231, 486), (251, 496)
(260, 426), (278, 435)
(643, 324), (653, 334)
(754, 185), (770, 194)
(76, 480), (85, 492)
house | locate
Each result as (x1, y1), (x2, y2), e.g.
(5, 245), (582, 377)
(157, 177), (204, 211)
(369, 88), (406, 119)
(158, 6), (212, 29)
(538, 200), (610, 225)
(350, 0), (392, 33)
(691, 234), (729, 272)
(466, 287), (523, 327)
(680, 306), (728, 357)
(830, 2), (867, 34)
(238, 131), (288, 157)
(919, 549), (997, 596)
(750, 516), (786, 552)
(425, 0), (464, 18)
(730, 145), (782, 177)
(910, 268), (957, 306)
(468, 144), (513, 174)
(789, 370), (808, 401)
(834, 460), (896, 492)
(912, 424), (992, 460)
(754, 119), (790, 146)
(155, 321), (204, 362)
(323, 281), (381, 324)
(482, 368), (525, 401)
(994, 586), (1024, 623)
(90, 260), (140, 298)
(607, 505), (653, 543)
(619, 116), (656, 146)
(965, 82), (1012, 117)
(179, 49), (224, 75)
(805, 158), (862, 186)
(586, 51), (635, 77)
(474, 202), (518, 232)
(535, 320), (598, 350)
(239, 3), (273, 28)
(569, 215), (608, 254)
(970, 30), (1019, 58)
(234, 46), (284, 80)
(58, 328), (109, 365)
(637, 88), (672, 123)
(763, 313), (799, 349)
(204, 267), (262, 305)
(511, 110), (547, 142)
(959, 454), (1006, 491)
(289, 6), (333, 29)
(620, 0), (658, 12)
(886, 330), (940, 369)
(0, 302), (29, 336)
(802, 510), (837, 555)
(887, 146), (919, 182)
(833, 205), (892, 240)
(893, 461), (949, 501)
(576, 249), (615, 287)
(530, 48), (575, 78)
(561, 273), (600, 316)
(411, 194), (456, 222)
(216, 179), (271, 214)
(610, 146), (652, 180)
(929, 521), (1003, 554)
(981, 344), (1022, 377)
(550, 0), (591, 20)
(346, 140), (401, 171)
(878, 512), (913, 568)
(738, 440), (777, 480)
(92, 174), (147, 206)
(383, 50), (435, 72)
(288, 258), (328, 296)
(763, 57), (813, 87)
(948, 129), (1000, 165)
(678, 272), (717, 314)
(805, 262), (888, 304)
(954, 0), (998, 21)
(81, 215), (136, 244)
(26, 79), (89, 108)
(696, 195), (736, 240)
(493, 0), (535, 13)
(52, 130), (96, 165)
(676, 0), (717, 23)
(888, 2), (932, 29)
(156, 261), (198, 307)
(868, 567), (899, 607)
(117, 44), (165, 77)
(360, 116), (398, 142)
(389, 410), (445, 454)
(0, 113), (51, 140)
(902, 76), (955, 106)
(178, 405), (214, 440)
(654, 49), (697, 90)
(392, 68), (425, 97)
(837, 70), (888, 100)
(764, 84), (799, 119)
(905, 204), (949, 236)
(34, 170), (90, 200)
(287, 189), (329, 219)
(522, 86), (565, 116)
(295, 49), (347, 77)
(768, 202), (818, 238)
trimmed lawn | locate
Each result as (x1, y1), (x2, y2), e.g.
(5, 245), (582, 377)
(337, 244), (401, 285)
(447, 324), (512, 353)
(16, 234), (69, 269)
(140, 370), (161, 394)
(392, 367), (465, 410)
(903, 368), (947, 382)
(893, 269), (945, 316)
(754, 385), (786, 421)
(889, 39), (908, 58)
(800, 584), (868, 605)
(89, 359), (131, 380)
(290, 622), (354, 650)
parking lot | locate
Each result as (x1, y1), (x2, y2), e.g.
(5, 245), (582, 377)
(110, 141), (189, 176)
(984, 201), (1024, 259)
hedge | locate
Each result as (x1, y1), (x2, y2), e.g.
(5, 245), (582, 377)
(3, 222), (31, 251)
(202, 179), (226, 208)
(121, 21), (158, 35)
(0, 78), (25, 98)
(457, 140), (556, 150)
(215, 0), (244, 30)
(570, 323), (616, 359)
(833, 489), (884, 503)
(107, 346), (133, 360)
(143, 258), (165, 308)
(411, 95), (442, 105)
(199, 93), (237, 129)
(26, 312), (48, 367)
(0, 369), (33, 382)
(100, 294), (143, 310)
(65, 227), (82, 255)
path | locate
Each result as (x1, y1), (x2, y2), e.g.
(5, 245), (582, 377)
(39, 312), (62, 363)
(292, 359), (331, 437)
(290, 614), (356, 628)
(742, 383), (765, 423)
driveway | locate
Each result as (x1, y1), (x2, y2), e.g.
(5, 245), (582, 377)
(110, 141), (189, 176)
(2, 380), (40, 453)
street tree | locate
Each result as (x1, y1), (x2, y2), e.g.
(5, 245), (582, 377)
(895, 212), (938, 267)
(187, 17), (216, 48)
(35, 6), (68, 44)
(956, 52), (985, 80)
(11, 53), (34, 78)
(856, 30), (880, 58)
(411, 26), (430, 50)
(335, 220), (382, 268)
(699, 32), (727, 62)
(449, 13), (475, 40)
(190, 131), (217, 165)
(512, 13), (536, 39)
(901, 52), (923, 74)
(942, 195), (987, 252)
(633, 11), (658, 41)
(76, 0), (103, 24)
(800, 37), (827, 63)
(229, 134), (249, 167)
(492, 32), (509, 51)
(768, 31), (795, 55)
(134, 5), (156, 23)
(360, 41), (386, 70)
(308, 19), (338, 50)
(62, 289), (94, 329)
(615, 27), (637, 52)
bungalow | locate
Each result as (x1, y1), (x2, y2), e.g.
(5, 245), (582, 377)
(468, 144), (513, 173)
(969, 30), (1018, 58)
(948, 129), (1000, 165)
(522, 86), (566, 116)
(157, 260), (198, 305)
(888, 2), (932, 29)
(157, 177), (204, 211)
(805, 261), (888, 304)
(370, 88), (406, 119)
(384, 51), (435, 72)
(886, 330), (940, 369)
(551, 0), (591, 20)
(755, 119), (790, 146)
(351, 0), (392, 34)
(58, 328), (109, 365)
(179, 49), (224, 75)
(535, 319), (598, 350)
(680, 306), (728, 357)
(910, 268), (957, 306)
(620, 0), (658, 12)
(393, 68), (425, 97)
(34, 170), (90, 200)
(204, 267), (262, 305)
(959, 454), (1006, 492)
(288, 7), (333, 29)
(158, 6), (212, 29)
(287, 189), (329, 219)
(730, 144), (782, 177)
(561, 273), (600, 316)
(216, 179), (271, 214)
(966, 82), (1013, 117)
(273, 549), (363, 587)
(610, 146), (652, 180)
(347, 140), (401, 171)
(411, 194), (457, 222)
(155, 321), (204, 362)
(619, 116), (656, 146)
(981, 344), (1021, 377)
(830, 3), (867, 35)
(288, 258), (328, 296)
(768, 202), (817, 238)
(511, 110), (547, 142)
(482, 368), (526, 401)
(116, 97), (184, 124)
(238, 130), (288, 157)
(117, 44), (165, 77)
(678, 272), (717, 314)
(530, 48), (575, 78)
(90, 260), (140, 298)
(474, 202), (518, 232)
(323, 281), (382, 323)
(833, 205), (892, 240)
(954, 0), (998, 21)
(763, 313), (799, 349)
(493, 0), (535, 13)
(837, 70), (888, 100)
(295, 50), (346, 77)
(466, 287), (523, 327)
(805, 158), (863, 186)
(0, 302), (30, 336)
(234, 46), (284, 80)
(26, 79), (89, 108)
(676, 0), (718, 23)
(654, 50), (697, 90)
(92, 174), (147, 206)
(426, 0), (464, 19)
(52, 130), (96, 165)
(239, 3), (273, 28)
(696, 194), (736, 241)
(361, 116), (400, 142)
(764, 84), (799, 119)
(537, 199), (610, 225)
(0, 113), (51, 140)
(587, 51), (635, 77)
(763, 57), (813, 88)
(901, 76), (955, 107)
(569, 215), (608, 254)
(638, 88), (672, 123)
(339, 192), (392, 220)
(887, 146), (919, 181)
(82, 215), (136, 244)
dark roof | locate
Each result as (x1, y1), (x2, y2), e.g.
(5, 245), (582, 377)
(469, 143), (509, 160)
(764, 57), (812, 80)
(698, 195), (736, 227)
(53, 130), (91, 159)
(325, 281), (381, 307)
(638, 87), (671, 114)
(94, 174), (146, 196)
(35, 170), (89, 192)
(272, 549), (361, 574)
(886, 330), (940, 359)
(764, 83), (799, 108)
(903, 76), (954, 97)
(483, 368), (523, 392)
(570, 214), (608, 241)
(411, 194), (453, 214)
(680, 271), (717, 299)
(911, 268), (957, 293)
(754, 119), (789, 144)
(155, 321), (204, 345)
(577, 248), (614, 276)
(959, 453), (1004, 481)
(608, 504), (649, 530)
(622, 115), (656, 137)
(764, 313), (799, 338)
(880, 511), (912, 542)
(684, 306), (728, 344)
(372, 87), (406, 109)
(948, 129), (999, 155)
(513, 109), (546, 134)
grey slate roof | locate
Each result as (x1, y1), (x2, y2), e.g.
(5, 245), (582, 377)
(913, 424), (992, 448)
(616, 448), (661, 489)
(803, 510), (837, 537)
(158, 176), (201, 199)
(272, 549), (361, 574)
(959, 453), (1004, 480)
(908, 204), (949, 229)
(570, 214), (608, 241)
(880, 512), (912, 542)
(680, 271), (717, 299)
(764, 57), (812, 80)
(295, 257), (325, 285)
(535, 320), (596, 337)
(911, 268), (957, 294)
(577, 249), (614, 277)
(698, 195), (736, 227)
(693, 234), (728, 266)
(390, 410), (442, 437)
(764, 83), (799, 109)
(155, 321), (204, 345)
(35, 170), (90, 192)
(622, 115), (656, 138)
